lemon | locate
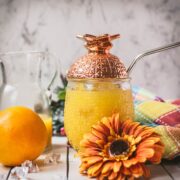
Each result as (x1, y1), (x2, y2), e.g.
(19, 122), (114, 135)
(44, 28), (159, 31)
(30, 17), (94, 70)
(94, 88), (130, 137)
(0, 106), (48, 166)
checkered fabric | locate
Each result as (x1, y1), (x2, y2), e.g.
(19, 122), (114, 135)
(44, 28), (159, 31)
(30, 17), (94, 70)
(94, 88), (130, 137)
(133, 86), (180, 159)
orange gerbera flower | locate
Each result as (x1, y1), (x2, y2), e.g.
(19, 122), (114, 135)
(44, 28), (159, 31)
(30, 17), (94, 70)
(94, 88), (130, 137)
(79, 114), (164, 180)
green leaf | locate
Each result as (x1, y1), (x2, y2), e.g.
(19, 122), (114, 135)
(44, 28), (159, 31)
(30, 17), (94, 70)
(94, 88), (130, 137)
(58, 90), (66, 100)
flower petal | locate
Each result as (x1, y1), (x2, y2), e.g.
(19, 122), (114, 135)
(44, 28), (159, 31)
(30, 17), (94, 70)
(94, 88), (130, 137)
(123, 158), (138, 168)
(96, 139), (106, 148)
(141, 164), (151, 178)
(79, 162), (88, 173)
(121, 120), (134, 135)
(101, 170), (112, 177)
(83, 156), (103, 166)
(98, 172), (110, 180)
(84, 148), (101, 156)
(101, 161), (114, 174)
(83, 133), (99, 142)
(148, 148), (164, 164)
(113, 161), (122, 173)
(143, 135), (161, 142)
(92, 128), (107, 141)
(80, 139), (101, 149)
(135, 128), (155, 140)
(128, 122), (140, 136)
(137, 137), (161, 149)
(109, 127), (116, 136)
(117, 173), (126, 180)
(87, 162), (103, 176)
(121, 167), (131, 175)
(132, 126), (145, 138)
(134, 156), (146, 163)
(134, 136), (142, 144)
(127, 176), (135, 180)
(101, 117), (112, 129)
(109, 171), (118, 180)
(92, 123), (110, 136)
(114, 114), (121, 134)
(130, 164), (144, 178)
(137, 148), (155, 159)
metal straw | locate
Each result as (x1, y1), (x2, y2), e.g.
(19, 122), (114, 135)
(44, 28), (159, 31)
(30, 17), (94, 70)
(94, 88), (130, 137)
(127, 41), (180, 74)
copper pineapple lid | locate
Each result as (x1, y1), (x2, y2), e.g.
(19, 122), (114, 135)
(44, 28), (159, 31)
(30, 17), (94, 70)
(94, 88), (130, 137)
(67, 34), (128, 79)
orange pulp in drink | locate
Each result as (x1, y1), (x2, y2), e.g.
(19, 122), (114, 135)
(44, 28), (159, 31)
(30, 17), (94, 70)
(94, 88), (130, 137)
(64, 81), (134, 150)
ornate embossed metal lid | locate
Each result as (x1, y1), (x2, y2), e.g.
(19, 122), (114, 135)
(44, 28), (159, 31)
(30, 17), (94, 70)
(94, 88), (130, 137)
(67, 34), (128, 79)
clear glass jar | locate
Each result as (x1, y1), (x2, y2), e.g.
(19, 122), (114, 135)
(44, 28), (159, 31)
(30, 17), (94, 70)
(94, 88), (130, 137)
(64, 79), (134, 150)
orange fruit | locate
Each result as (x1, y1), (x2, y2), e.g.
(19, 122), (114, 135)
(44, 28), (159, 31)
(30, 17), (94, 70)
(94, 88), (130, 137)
(0, 106), (48, 166)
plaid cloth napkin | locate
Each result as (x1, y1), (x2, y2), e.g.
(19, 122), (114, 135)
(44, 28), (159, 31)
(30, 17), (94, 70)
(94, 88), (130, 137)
(133, 86), (180, 159)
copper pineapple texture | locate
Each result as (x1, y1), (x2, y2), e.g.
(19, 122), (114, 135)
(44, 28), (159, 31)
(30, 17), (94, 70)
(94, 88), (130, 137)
(67, 34), (128, 79)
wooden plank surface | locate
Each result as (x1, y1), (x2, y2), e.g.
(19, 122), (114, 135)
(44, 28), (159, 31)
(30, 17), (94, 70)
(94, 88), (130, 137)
(26, 137), (67, 180)
(0, 137), (179, 180)
(161, 158), (180, 180)
(147, 165), (172, 180)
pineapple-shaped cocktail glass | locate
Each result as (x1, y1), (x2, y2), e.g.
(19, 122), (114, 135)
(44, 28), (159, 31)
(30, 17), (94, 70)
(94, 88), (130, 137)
(64, 34), (134, 150)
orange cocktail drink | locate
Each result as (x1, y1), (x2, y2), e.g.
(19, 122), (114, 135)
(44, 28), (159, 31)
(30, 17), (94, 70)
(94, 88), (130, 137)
(39, 114), (52, 149)
(64, 80), (134, 150)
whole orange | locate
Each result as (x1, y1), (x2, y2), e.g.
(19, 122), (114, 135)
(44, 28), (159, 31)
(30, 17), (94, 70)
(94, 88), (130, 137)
(0, 106), (48, 166)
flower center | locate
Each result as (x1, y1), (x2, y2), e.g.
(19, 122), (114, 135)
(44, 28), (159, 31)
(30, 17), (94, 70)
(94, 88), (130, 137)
(109, 139), (129, 156)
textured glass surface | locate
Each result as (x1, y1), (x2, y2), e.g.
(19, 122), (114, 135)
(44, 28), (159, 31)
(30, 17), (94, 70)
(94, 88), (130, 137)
(64, 80), (134, 150)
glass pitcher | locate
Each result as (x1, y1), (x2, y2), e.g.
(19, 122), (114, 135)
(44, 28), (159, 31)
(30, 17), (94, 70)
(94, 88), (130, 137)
(0, 51), (58, 149)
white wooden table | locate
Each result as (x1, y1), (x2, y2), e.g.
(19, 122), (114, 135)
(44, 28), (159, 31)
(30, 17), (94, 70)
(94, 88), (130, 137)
(0, 137), (179, 180)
